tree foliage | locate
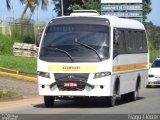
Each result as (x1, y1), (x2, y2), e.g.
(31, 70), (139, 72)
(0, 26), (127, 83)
(53, 0), (83, 16)
(53, 0), (100, 16)
(145, 22), (160, 61)
(143, 0), (152, 21)
(6, 0), (48, 20)
(145, 22), (160, 50)
(73, 0), (100, 12)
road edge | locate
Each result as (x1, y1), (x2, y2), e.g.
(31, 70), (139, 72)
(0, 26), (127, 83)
(0, 67), (37, 82)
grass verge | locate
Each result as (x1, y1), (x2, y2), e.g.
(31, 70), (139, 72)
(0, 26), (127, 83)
(0, 90), (17, 98)
(0, 55), (37, 74)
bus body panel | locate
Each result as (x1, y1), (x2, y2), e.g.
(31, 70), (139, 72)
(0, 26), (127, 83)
(38, 60), (113, 96)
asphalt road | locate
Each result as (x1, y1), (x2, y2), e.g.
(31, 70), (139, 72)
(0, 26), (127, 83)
(0, 79), (160, 120)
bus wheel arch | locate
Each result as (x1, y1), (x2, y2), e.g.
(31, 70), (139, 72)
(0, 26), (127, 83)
(114, 77), (120, 95)
(136, 75), (141, 90)
(134, 74), (141, 100)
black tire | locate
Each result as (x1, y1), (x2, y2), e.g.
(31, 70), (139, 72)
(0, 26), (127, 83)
(146, 85), (151, 88)
(121, 90), (139, 102)
(128, 84), (140, 101)
(128, 91), (139, 101)
(121, 78), (140, 102)
(105, 88), (117, 107)
(74, 97), (89, 104)
(121, 93), (129, 102)
(44, 96), (55, 108)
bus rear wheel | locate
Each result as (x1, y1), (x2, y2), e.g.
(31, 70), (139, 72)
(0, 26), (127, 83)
(129, 87), (139, 101)
(44, 96), (55, 108)
(121, 85), (140, 102)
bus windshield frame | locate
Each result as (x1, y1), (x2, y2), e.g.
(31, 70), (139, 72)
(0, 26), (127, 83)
(39, 24), (110, 62)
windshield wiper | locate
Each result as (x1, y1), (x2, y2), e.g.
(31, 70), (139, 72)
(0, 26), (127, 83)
(75, 39), (102, 61)
(46, 46), (74, 62)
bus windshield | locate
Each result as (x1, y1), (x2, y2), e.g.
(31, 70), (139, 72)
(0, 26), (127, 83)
(39, 24), (110, 62)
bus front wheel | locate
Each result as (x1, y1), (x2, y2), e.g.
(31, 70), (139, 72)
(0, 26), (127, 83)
(105, 88), (117, 107)
(44, 96), (55, 108)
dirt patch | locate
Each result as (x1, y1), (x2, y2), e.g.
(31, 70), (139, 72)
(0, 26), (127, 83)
(0, 95), (23, 102)
(0, 76), (38, 101)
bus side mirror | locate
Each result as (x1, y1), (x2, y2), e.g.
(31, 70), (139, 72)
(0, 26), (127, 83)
(36, 39), (40, 47)
(36, 38), (40, 47)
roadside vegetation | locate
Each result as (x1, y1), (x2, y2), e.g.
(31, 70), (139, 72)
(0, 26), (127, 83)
(0, 55), (36, 74)
(0, 90), (17, 99)
(0, 34), (36, 74)
(145, 22), (160, 62)
(0, 34), (20, 55)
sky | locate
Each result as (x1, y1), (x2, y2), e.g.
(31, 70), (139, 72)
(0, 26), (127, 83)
(146, 0), (160, 26)
(0, 0), (56, 24)
(0, 0), (160, 26)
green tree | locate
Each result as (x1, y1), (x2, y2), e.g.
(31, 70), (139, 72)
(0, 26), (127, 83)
(6, 0), (48, 20)
(74, 0), (100, 12)
(53, 0), (100, 16)
(6, 0), (11, 9)
(145, 22), (160, 61)
(143, 0), (152, 21)
(53, 0), (83, 16)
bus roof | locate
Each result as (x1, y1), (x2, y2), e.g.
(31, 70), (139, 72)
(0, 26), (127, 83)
(100, 15), (145, 30)
(70, 10), (99, 16)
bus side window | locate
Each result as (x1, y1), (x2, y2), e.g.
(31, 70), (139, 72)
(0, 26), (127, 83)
(137, 31), (143, 51)
(113, 29), (120, 58)
(119, 30), (125, 53)
(142, 31), (148, 52)
(128, 31), (133, 52)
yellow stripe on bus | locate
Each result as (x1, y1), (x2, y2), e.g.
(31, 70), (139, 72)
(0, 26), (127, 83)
(112, 62), (148, 72)
(48, 65), (97, 72)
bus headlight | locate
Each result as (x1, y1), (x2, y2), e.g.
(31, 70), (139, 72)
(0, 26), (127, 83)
(38, 71), (50, 78)
(94, 72), (111, 79)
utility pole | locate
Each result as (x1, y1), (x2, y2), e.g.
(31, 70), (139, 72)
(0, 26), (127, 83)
(61, 0), (64, 16)
(11, 2), (14, 20)
(36, 5), (38, 25)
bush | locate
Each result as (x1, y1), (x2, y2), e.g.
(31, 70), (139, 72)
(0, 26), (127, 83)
(22, 35), (34, 43)
(150, 50), (159, 62)
(0, 90), (17, 98)
(11, 23), (35, 44)
(0, 34), (13, 55)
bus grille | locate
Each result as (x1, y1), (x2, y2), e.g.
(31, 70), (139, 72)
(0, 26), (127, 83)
(54, 73), (89, 91)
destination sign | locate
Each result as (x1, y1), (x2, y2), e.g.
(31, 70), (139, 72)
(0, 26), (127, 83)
(101, 11), (143, 17)
(101, 5), (143, 11)
(101, 0), (142, 3)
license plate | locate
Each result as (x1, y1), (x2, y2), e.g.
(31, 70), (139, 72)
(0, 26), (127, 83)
(64, 82), (77, 87)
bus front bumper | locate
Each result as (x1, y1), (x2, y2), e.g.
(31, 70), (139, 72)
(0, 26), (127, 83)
(38, 84), (112, 97)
